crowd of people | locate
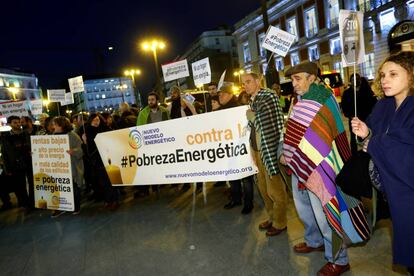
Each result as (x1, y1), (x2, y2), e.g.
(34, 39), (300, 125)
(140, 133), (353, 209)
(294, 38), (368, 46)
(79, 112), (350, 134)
(0, 51), (413, 275)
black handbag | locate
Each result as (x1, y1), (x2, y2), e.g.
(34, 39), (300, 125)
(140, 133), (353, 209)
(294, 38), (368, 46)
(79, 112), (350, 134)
(336, 151), (372, 199)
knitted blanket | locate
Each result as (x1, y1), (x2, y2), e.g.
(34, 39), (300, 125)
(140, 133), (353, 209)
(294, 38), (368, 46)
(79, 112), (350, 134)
(283, 83), (370, 245)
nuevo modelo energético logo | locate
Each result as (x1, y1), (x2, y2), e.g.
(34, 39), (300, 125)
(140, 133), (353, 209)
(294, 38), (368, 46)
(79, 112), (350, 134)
(128, 129), (143, 149)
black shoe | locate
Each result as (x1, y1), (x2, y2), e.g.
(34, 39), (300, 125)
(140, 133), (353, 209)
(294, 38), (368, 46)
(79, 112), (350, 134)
(241, 205), (253, 214)
(224, 201), (242, 209)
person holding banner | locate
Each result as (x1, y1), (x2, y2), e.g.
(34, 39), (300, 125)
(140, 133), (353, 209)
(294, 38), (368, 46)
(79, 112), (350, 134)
(351, 51), (414, 274)
(135, 92), (170, 197)
(51, 116), (84, 216)
(218, 84), (253, 214)
(281, 62), (372, 276)
(242, 72), (288, 236)
(82, 113), (119, 209)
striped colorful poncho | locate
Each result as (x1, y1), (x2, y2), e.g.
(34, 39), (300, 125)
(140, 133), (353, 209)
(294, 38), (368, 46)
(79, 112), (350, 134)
(283, 83), (370, 245)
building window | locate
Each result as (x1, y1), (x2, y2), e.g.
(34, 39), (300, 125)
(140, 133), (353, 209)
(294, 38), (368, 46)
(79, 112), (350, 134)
(380, 8), (395, 29)
(327, 0), (339, 28)
(95, 94), (100, 99)
(362, 53), (375, 80)
(286, 17), (298, 42)
(258, 33), (266, 57)
(243, 41), (251, 63)
(102, 94), (106, 99)
(290, 52), (300, 66)
(305, 7), (318, 38)
(333, 61), (344, 81)
(357, 0), (371, 12)
(308, 45), (320, 61)
(215, 38), (220, 45)
(330, 37), (342, 55)
(275, 57), (284, 71)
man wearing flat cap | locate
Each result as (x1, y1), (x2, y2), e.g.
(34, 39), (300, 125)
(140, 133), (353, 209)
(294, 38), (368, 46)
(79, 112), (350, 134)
(281, 62), (370, 275)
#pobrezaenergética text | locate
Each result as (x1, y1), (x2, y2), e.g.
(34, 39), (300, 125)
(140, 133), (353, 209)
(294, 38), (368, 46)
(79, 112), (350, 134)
(122, 142), (248, 168)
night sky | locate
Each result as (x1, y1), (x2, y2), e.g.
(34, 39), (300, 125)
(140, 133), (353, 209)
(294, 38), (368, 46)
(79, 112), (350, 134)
(0, 0), (260, 93)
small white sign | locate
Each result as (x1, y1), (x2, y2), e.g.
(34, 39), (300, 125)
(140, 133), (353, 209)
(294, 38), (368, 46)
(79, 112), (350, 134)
(29, 99), (43, 115)
(191, 58), (211, 86)
(262, 26), (296, 57)
(162, 59), (190, 82)
(217, 70), (227, 91)
(47, 89), (66, 102)
(339, 10), (365, 67)
(60, 92), (74, 106)
(68, 76), (85, 93)
(184, 94), (196, 104)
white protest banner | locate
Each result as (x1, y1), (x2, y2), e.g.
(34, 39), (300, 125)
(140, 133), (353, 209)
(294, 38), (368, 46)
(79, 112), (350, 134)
(60, 92), (74, 106)
(192, 57), (211, 86)
(262, 26), (296, 57)
(47, 89), (66, 102)
(29, 99), (43, 115)
(95, 106), (258, 186)
(217, 70), (226, 91)
(162, 59), (190, 82)
(68, 76), (85, 93)
(0, 101), (29, 118)
(31, 135), (74, 211)
(339, 10), (365, 67)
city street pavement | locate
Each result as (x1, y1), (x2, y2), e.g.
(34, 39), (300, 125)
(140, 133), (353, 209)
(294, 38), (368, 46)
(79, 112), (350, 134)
(0, 184), (408, 276)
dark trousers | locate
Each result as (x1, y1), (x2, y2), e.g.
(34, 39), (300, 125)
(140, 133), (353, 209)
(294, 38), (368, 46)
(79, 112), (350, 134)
(97, 167), (119, 203)
(73, 184), (81, 212)
(11, 173), (29, 207)
(0, 175), (11, 206)
(230, 176), (254, 207)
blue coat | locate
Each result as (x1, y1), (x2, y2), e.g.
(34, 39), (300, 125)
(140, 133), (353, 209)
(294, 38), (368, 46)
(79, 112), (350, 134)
(367, 96), (414, 267)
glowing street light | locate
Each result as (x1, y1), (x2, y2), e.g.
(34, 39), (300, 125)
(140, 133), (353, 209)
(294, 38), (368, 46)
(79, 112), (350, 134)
(141, 39), (166, 98)
(43, 99), (50, 112)
(7, 87), (19, 101)
(124, 69), (142, 105)
(233, 69), (245, 85)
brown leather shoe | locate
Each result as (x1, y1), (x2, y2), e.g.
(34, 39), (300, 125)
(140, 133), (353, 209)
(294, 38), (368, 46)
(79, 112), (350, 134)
(265, 226), (287, 236)
(317, 262), (350, 276)
(293, 242), (325, 253)
(258, 221), (272, 231)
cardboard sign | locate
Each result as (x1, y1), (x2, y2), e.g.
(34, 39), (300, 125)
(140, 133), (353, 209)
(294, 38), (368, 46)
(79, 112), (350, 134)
(60, 92), (74, 106)
(68, 76), (85, 93)
(262, 26), (296, 57)
(95, 106), (258, 185)
(0, 101), (29, 117)
(162, 59), (190, 82)
(29, 99), (43, 115)
(31, 135), (74, 211)
(339, 10), (365, 67)
(47, 89), (66, 102)
(192, 58), (212, 86)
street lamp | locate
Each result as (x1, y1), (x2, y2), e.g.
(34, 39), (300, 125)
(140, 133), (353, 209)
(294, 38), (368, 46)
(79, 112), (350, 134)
(124, 69), (142, 106)
(233, 69), (245, 85)
(7, 87), (19, 101)
(141, 39), (166, 98)
(43, 99), (50, 112)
